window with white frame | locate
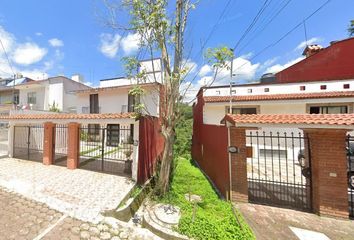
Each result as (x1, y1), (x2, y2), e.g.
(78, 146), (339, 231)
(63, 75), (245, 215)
(27, 92), (36, 104)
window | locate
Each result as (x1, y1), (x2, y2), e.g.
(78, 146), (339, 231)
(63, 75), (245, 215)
(300, 86), (306, 91)
(216, 90), (221, 95)
(344, 84), (350, 89)
(89, 94), (99, 113)
(128, 94), (140, 112)
(264, 88), (269, 92)
(231, 90), (236, 94)
(310, 106), (348, 114)
(320, 85), (327, 90)
(87, 124), (100, 142)
(27, 92), (36, 104)
(13, 92), (19, 104)
(227, 107), (257, 115)
(247, 89), (252, 93)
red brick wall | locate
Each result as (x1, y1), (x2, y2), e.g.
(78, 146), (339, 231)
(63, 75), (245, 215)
(230, 127), (248, 202)
(137, 116), (164, 184)
(304, 129), (349, 218)
(43, 122), (54, 165)
(276, 38), (354, 83)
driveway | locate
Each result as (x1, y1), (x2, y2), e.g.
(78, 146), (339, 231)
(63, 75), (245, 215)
(0, 187), (161, 240)
(0, 158), (135, 223)
(237, 203), (354, 240)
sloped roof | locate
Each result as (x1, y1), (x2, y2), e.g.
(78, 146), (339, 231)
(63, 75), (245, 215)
(221, 113), (354, 127)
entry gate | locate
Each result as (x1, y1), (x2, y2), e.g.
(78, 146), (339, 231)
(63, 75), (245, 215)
(347, 135), (354, 218)
(53, 124), (68, 166)
(246, 130), (312, 211)
(79, 124), (134, 176)
(13, 125), (44, 161)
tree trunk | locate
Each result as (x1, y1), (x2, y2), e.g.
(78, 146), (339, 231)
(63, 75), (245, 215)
(156, 127), (174, 195)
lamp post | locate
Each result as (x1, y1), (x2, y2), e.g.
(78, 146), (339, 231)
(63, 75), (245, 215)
(229, 49), (235, 114)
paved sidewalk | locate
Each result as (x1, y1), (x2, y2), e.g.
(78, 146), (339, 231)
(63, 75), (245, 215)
(0, 158), (135, 223)
(237, 203), (354, 240)
(0, 187), (161, 240)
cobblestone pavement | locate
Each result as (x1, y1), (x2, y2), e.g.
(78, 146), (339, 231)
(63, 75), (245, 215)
(0, 158), (135, 223)
(237, 203), (354, 240)
(0, 187), (161, 240)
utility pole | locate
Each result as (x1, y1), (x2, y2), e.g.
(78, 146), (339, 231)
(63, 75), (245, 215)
(229, 49), (234, 114)
(12, 74), (15, 109)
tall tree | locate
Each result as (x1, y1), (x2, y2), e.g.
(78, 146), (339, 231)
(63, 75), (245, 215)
(348, 20), (354, 36)
(103, 0), (232, 195)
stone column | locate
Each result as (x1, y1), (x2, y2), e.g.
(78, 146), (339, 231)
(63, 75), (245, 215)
(304, 128), (349, 218)
(229, 127), (249, 202)
(67, 122), (80, 170)
(43, 122), (55, 165)
(7, 123), (14, 157)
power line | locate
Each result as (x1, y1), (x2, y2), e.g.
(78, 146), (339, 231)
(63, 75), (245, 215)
(233, 0), (331, 75)
(238, 0), (293, 53)
(0, 37), (15, 76)
(233, 0), (272, 51)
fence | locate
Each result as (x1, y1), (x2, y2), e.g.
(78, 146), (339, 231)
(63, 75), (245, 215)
(79, 124), (134, 176)
(347, 135), (354, 218)
(13, 125), (44, 162)
(246, 130), (312, 211)
(53, 124), (68, 166)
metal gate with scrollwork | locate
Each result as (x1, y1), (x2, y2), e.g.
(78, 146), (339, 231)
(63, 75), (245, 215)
(346, 135), (354, 219)
(246, 130), (312, 211)
(13, 125), (44, 161)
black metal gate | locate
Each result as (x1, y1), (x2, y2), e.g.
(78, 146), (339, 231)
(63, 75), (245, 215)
(79, 125), (134, 177)
(13, 125), (44, 161)
(53, 124), (68, 167)
(246, 130), (312, 211)
(346, 135), (354, 218)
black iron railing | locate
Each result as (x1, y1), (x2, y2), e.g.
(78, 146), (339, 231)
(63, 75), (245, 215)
(246, 130), (312, 211)
(346, 135), (354, 219)
(13, 125), (44, 162)
(79, 124), (134, 177)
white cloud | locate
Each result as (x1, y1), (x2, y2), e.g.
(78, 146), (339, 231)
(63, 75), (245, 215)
(120, 33), (140, 55)
(12, 42), (47, 65)
(182, 59), (197, 74)
(295, 37), (322, 51)
(35, 32), (43, 36)
(0, 25), (63, 79)
(99, 33), (121, 58)
(48, 38), (64, 47)
(199, 64), (212, 77)
(265, 57), (304, 74)
(0, 26), (15, 53)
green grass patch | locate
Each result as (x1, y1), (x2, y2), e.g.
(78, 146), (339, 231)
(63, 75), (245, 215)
(80, 146), (101, 156)
(160, 157), (255, 240)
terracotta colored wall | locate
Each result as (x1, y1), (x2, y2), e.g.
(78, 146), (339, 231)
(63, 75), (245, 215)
(192, 91), (229, 197)
(137, 116), (164, 184)
(276, 38), (354, 83)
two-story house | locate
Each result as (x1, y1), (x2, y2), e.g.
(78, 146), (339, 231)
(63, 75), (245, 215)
(194, 37), (354, 126)
(14, 76), (91, 113)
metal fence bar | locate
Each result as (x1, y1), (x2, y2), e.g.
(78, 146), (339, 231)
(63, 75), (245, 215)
(13, 125), (44, 162)
(246, 130), (311, 211)
(347, 135), (354, 218)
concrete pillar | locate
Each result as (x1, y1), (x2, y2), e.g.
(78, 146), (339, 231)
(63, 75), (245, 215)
(67, 122), (80, 170)
(229, 127), (248, 202)
(304, 129), (349, 218)
(8, 123), (14, 157)
(43, 122), (55, 165)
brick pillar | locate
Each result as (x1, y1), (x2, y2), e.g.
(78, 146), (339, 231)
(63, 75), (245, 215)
(230, 127), (248, 202)
(304, 129), (349, 218)
(43, 122), (55, 165)
(67, 122), (80, 170)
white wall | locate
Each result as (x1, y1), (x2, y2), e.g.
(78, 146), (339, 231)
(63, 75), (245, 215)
(48, 83), (63, 110)
(76, 85), (160, 116)
(204, 79), (354, 97)
(19, 87), (46, 110)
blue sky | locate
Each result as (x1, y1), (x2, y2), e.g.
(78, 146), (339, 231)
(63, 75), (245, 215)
(0, 0), (353, 88)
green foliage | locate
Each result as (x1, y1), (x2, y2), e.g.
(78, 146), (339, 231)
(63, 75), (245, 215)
(160, 158), (255, 240)
(174, 103), (193, 158)
(348, 20), (354, 36)
(205, 46), (234, 70)
(49, 101), (60, 112)
(122, 56), (140, 77)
